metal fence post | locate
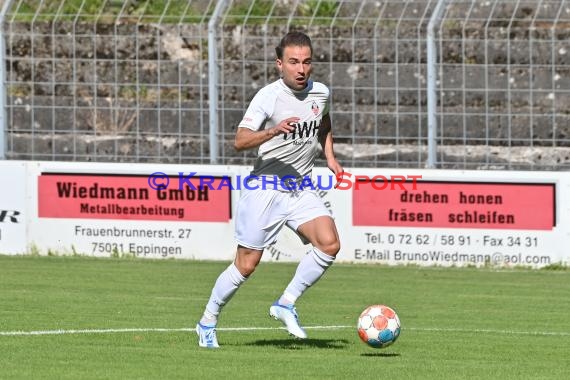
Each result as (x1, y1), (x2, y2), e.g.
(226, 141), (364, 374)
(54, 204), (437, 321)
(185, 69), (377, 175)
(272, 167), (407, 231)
(426, 0), (448, 168)
(0, 0), (12, 160)
(208, 0), (229, 164)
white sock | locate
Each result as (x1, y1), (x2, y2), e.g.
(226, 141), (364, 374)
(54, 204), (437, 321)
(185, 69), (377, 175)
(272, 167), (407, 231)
(280, 247), (335, 305)
(201, 263), (247, 325)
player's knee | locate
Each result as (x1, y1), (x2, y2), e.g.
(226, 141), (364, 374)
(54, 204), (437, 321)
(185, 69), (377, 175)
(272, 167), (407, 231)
(318, 238), (340, 257)
(241, 263), (258, 277)
(235, 259), (258, 277)
(235, 249), (262, 276)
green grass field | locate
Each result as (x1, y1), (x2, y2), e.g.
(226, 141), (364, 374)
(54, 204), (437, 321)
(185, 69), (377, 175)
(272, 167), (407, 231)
(1, 255), (569, 379)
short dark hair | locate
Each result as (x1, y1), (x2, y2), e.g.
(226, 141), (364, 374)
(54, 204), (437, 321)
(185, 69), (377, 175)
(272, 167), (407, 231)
(275, 31), (313, 59)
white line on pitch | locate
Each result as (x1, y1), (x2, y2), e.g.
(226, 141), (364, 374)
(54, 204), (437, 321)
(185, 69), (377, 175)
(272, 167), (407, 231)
(1, 325), (569, 337)
(0, 325), (350, 337)
(407, 327), (570, 337)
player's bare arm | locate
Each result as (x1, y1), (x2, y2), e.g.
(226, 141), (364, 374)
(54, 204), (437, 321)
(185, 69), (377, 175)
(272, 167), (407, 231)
(318, 113), (343, 179)
(234, 117), (300, 151)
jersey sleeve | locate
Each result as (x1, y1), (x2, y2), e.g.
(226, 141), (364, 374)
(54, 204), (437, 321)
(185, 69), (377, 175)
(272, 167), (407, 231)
(322, 87), (331, 116)
(237, 88), (275, 131)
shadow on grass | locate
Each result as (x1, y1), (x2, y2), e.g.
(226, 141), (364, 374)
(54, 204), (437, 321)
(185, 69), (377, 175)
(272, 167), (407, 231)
(360, 352), (401, 357)
(245, 338), (350, 350)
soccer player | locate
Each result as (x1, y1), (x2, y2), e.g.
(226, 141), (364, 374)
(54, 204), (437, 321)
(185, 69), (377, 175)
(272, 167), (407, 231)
(196, 31), (343, 348)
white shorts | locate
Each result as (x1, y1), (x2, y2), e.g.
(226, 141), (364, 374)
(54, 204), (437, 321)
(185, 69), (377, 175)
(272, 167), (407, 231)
(235, 185), (331, 250)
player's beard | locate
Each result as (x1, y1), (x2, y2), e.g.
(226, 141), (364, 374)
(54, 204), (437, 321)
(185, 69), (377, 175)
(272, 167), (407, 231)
(284, 75), (308, 91)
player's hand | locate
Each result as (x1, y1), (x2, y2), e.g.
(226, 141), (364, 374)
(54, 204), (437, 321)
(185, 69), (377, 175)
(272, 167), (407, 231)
(270, 117), (299, 136)
(327, 158), (343, 188)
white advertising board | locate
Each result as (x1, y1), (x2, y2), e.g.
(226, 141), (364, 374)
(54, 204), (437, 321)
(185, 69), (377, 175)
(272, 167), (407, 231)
(2, 161), (569, 268)
(0, 161), (27, 254)
(274, 168), (569, 268)
(27, 162), (238, 260)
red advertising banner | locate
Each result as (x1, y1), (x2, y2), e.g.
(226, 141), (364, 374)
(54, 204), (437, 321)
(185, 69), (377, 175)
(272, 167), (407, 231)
(353, 181), (555, 230)
(38, 173), (231, 222)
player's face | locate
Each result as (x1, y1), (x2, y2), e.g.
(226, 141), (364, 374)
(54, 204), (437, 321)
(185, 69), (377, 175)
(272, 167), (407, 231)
(277, 45), (312, 91)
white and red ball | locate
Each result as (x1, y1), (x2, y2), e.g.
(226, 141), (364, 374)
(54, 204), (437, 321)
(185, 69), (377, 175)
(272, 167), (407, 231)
(357, 305), (401, 348)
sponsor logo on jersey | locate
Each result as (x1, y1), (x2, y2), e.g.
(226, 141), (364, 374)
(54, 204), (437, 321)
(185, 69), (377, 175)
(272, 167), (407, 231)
(284, 118), (321, 140)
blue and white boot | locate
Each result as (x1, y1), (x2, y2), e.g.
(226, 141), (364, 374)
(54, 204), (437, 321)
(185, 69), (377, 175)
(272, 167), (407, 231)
(269, 301), (307, 339)
(196, 322), (220, 348)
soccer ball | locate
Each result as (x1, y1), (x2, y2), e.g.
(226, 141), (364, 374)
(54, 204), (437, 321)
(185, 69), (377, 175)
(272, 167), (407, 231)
(357, 304), (401, 348)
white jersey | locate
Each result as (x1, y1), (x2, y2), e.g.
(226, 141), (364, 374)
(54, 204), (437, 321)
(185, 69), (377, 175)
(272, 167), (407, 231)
(238, 78), (330, 180)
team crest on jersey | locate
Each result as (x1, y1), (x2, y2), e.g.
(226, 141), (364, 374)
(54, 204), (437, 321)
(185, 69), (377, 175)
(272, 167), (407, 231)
(311, 101), (320, 116)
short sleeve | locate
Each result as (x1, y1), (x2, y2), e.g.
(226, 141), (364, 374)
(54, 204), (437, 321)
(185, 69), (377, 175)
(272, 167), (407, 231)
(237, 88), (275, 131)
(322, 88), (331, 116)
